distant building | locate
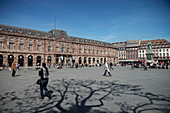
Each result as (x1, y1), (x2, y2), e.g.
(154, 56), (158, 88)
(113, 39), (170, 64)
(138, 39), (170, 63)
(0, 24), (118, 67)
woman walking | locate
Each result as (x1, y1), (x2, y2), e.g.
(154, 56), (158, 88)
(39, 63), (51, 99)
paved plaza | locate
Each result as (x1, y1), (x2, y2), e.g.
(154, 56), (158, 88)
(0, 66), (170, 113)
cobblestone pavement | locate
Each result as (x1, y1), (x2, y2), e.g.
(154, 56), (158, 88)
(0, 66), (170, 113)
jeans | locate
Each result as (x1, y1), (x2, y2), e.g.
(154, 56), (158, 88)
(103, 70), (111, 76)
(40, 80), (49, 97)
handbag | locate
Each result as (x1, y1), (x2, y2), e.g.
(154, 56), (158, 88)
(36, 79), (40, 85)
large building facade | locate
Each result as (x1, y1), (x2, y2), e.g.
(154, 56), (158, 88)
(0, 24), (118, 67)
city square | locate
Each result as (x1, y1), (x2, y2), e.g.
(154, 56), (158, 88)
(0, 66), (170, 113)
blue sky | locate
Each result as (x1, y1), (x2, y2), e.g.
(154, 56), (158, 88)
(0, 0), (170, 43)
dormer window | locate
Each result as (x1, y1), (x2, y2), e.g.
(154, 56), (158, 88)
(0, 27), (3, 30)
(18, 30), (23, 33)
(46, 34), (50, 37)
(36, 32), (40, 36)
(8, 28), (13, 32)
(28, 31), (31, 34)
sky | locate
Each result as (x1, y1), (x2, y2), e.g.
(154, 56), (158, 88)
(0, 0), (170, 43)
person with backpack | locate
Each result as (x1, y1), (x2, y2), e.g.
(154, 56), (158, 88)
(39, 63), (51, 99)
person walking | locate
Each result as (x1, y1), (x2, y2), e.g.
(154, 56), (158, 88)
(103, 61), (112, 77)
(131, 62), (134, 70)
(144, 62), (147, 71)
(11, 61), (16, 77)
(39, 63), (51, 99)
(109, 62), (114, 70)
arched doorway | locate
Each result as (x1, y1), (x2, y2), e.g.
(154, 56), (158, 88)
(104, 58), (106, 63)
(93, 58), (95, 64)
(37, 56), (41, 66)
(88, 57), (91, 64)
(18, 55), (24, 67)
(84, 57), (87, 64)
(28, 55), (33, 66)
(55, 56), (59, 64)
(79, 57), (82, 64)
(0, 55), (3, 67)
(8, 55), (14, 67)
(47, 56), (51, 66)
(72, 56), (75, 66)
(101, 58), (103, 64)
(97, 58), (99, 64)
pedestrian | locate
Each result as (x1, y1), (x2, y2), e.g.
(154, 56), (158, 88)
(17, 63), (20, 71)
(165, 62), (168, 69)
(144, 62), (147, 71)
(103, 61), (112, 77)
(131, 62), (134, 70)
(11, 61), (16, 77)
(109, 62), (114, 70)
(39, 63), (52, 99)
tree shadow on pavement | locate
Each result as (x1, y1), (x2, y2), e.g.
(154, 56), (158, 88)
(0, 79), (170, 113)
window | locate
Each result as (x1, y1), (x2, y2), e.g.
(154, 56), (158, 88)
(156, 53), (158, 57)
(29, 40), (32, 44)
(0, 42), (2, 49)
(48, 46), (51, 52)
(0, 37), (2, 40)
(48, 42), (51, 46)
(62, 47), (64, 52)
(93, 49), (95, 54)
(56, 43), (58, 46)
(20, 39), (23, 43)
(163, 53), (165, 57)
(29, 45), (33, 51)
(10, 38), (13, 41)
(160, 53), (162, 57)
(73, 48), (75, 53)
(9, 43), (13, 50)
(67, 48), (69, 53)
(167, 53), (169, 57)
(19, 44), (23, 50)
(48, 42), (51, 52)
(38, 45), (41, 51)
(79, 48), (81, 54)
